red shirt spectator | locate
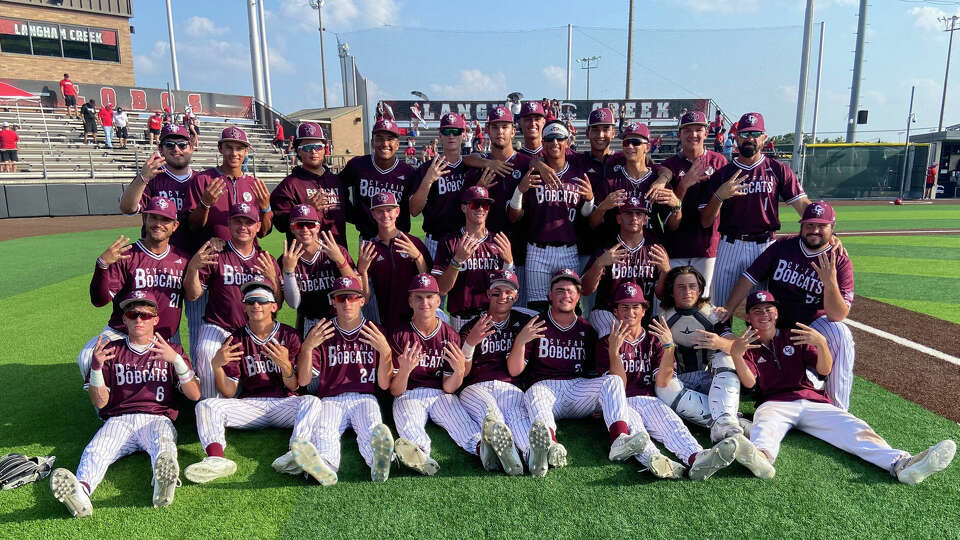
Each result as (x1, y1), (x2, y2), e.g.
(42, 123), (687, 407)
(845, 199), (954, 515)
(404, 146), (417, 158)
(0, 126), (19, 149)
(98, 106), (114, 127)
(274, 122), (284, 142)
(763, 140), (775, 153)
(59, 77), (77, 96)
(148, 113), (163, 130)
(926, 165), (937, 186)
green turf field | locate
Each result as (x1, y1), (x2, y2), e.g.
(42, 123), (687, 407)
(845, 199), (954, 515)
(1, 204), (958, 539)
(777, 203), (960, 234)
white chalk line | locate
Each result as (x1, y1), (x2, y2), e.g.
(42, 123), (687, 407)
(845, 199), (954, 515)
(837, 230), (960, 236)
(846, 319), (960, 367)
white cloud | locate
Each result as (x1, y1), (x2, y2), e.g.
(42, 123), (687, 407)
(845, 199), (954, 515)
(863, 90), (887, 107)
(278, 0), (399, 32)
(133, 41), (170, 75)
(427, 70), (508, 100)
(676, 0), (760, 13)
(268, 47), (295, 75)
(183, 16), (229, 38)
(908, 6), (960, 33)
(542, 65), (566, 88)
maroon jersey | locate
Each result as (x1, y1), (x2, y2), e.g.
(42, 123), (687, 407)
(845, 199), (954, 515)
(412, 156), (472, 238)
(88, 339), (192, 421)
(517, 145), (543, 158)
(660, 150), (728, 258)
(431, 229), (508, 316)
(389, 320), (461, 390)
(522, 160), (588, 245)
(285, 246), (355, 320)
(270, 166), (349, 246)
(594, 162), (672, 243)
(340, 155), (417, 239)
(744, 237), (854, 328)
(460, 309), (532, 387)
(222, 323), (301, 398)
(90, 241), (188, 340)
(706, 156), (806, 237)
(741, 331), (830, 406)
(309, 318), (387, 397)
(595, 331), (662, 397)
(470, 151), (532, 234)
(524, 311), (597, 385)
(185, 167), (263, 244)
(586, 236), (661, 311)
(136, 170), (197, 252)
(366, 234), (432, 331)
(198, 241), (281, 330)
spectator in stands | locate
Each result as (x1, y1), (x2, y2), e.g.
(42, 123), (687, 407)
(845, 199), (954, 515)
(148, 111), (163, 146)
(113, 107), (129, 149)
(284, 136), (296, 165)
(463, 124), (475, 156)
(924, 164), (937, 199)
(407, 136), (416, 148)
(184, 112), (200, 149)
(273, 119), (285, 154)
(80, 99), (98, 145)
(473, 119), (483, 151)
(60, 73), (79, 120)
(509, 97), (522, 117)
(0, 122), (19, 173)
(722, 133), (736, 162)
(98, 104), (115, 149)
(162, 106), (172, 126)
(405, 143), (418, 165)
(423, 139), (437, 162)
(618, 104), (626, 133)
(762, 138), (776, 157)
(713, 129), (725, 153)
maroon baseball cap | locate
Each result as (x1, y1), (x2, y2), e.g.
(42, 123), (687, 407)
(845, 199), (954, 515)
(159, 123), (190, 141)
(487, 105), (514, 124)
(619, 195), (650, 214)
(219, 126), (252, 147)
(330, 276), (364, 296)
(588, 107), (615, 127)
(613, 281), (648, 306)
(488, 269), (520, 291)
(518, 101), (546, 118)
(799, 201), (836, 224)
(746, 290), (779, 311)
(461, 185), (493, 203)
(118, 289), (158, 311)
(290, 203), (320, 224)
(372, 119), (401, 137)
(737, 112), (765, 133)
(439, 113), (467, 130)
(621, 122), (651, 141)
(408, 273), (440, 293)
(370, 191), (399, 209)
(296, 122), (326, 142)
(229, 202), (260, 222)
(550, 268), (582, 287)
(679, 110), (709, 128)
(142, 196), (178, 220)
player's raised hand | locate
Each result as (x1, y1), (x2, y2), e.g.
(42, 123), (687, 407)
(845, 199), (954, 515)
(318, 230), (347, 266)
(188, 240), (219, 270)
(90, 335), (115, 371)
(828, 235), (848, 258)
(207, 237), (227, 252)
(530, 160), (561, 188)
(201, 177), (227, 207)
(465, 314), (497, 346)
(100, 235), (133, 265)
(730, 327), (760, 358)
(679, 157), (709, 191)
(649, 244), (671, 273)
(359, 322), (391, 357)
(516, 315), (547, 345)
(608, 319), (631, 352)
(303, 319), (336, 349)
(811, 248), (838, 286)
(599, 189), (628, 212)
(574, 176), (594, 201)
(484, 159), (513, 178)
(644, 175), (671, 199)
(599, 244), (628, 267)
(476, 167), (499, 190)
(715, 305), (733, 324)
(789, 322), (828, 348)
(715, 170), (747, 201)
(147, 334), (181, 364)
(251, 178), (271, 211)
(394, 233), (424, 262)
(140, 151), (166, 182)
(453, 233), (483, 263)
(442, 342), (468, 374)
(357, 240), (378, 274)
(423, 155), (451, 186)
(492, 232), (513, 265)
(692, 329), (724, 350)
(308, 189), (335, 212)
(255, 252), (278, 283)
(648, 316), (675, 346)
(397, 341), (424, 372)
(281, 239), (304, 274)
(650, 186), (681, 208)
(211, 338), (243, 369)
(517, 168), (542, 194)
(262, 340), (290, 370)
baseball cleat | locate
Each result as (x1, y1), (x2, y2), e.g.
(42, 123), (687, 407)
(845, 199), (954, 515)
(490, 420), (523, 476)
(646, 453), (686, 479)
(710, 414), (744, 443)
(184, 456), (237, 484)
(528, 421), (551, 478)
(547, 442), (568, 469)
(479, 438), (499, 472)
(609, 431), (650, 462)
(50, 468), (92, 518)
(734, 434), (775, 479)
(370, 424), (394, 483)
(738, 414), (753, 439)
(290, 437), (338, 486)
(394, 438), (439, 476)
(689, 437), (737, 481)
(895, 439), (956, 486)
(271, 451), (303, 475)
(152, 451), (181, 507)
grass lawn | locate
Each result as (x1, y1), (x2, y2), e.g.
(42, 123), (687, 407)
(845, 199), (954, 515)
(778, 203), (959, 234)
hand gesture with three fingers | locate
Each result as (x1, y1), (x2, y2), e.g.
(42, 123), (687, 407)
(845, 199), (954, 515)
(358, 240), (378, 274)
(262, 340), (291, 372)
(599, 189), (628, 212)
(790, 322), (828, 348)
(443, 342), (468, 374)
(516, 315), (547, 345)
(359, 322), (391, 357)
(188, 240), (219, 270)
(211, 338), (243, 369)
(715, 170), (747, 201)
(465, 314), (497, 347)
(476, 167), (499, 190)
(303, 319), (336, 349)
(649, 244), (671, 274)
(251, 178), (271, 211)
(394, 233), (424, 262)
(91, 336), (116, 371)
(423, 155), (451, 186)
(574, 176), (594, 201)
(100, 236), (133, 266)
(281, 239), (304, 274)
(453, 234), (483, 264)
(318, 230), (347, 266)
(811, 247), (838, 286)
(648, 316), (674, 346)
(201, 177), (226, 207)
(148, 334), (180, 364)
(608, 319), (632, 353)
(517, 168), (542, 194)
(255, 252), (278, 284)
(492, 232), (513, 265)
(730, 327), (760, 358)
(599, 243), (628, 267)
(397, 341), (424, 372)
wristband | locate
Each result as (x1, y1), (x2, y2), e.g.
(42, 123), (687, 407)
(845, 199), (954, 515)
(200, 198), (212, 208)
(509, 187), (523, 210)
(461, 343), (476, 361)
(580, 198), (595, 216)
(96, 257), (109, 269)
(661, 342), (676, 350)
(714, 192), (723, 203)
(88, 369), (106, 388)
(171, 354), (191, 379)
(260, 205), (271, 213)
(502, 261), (515, 271)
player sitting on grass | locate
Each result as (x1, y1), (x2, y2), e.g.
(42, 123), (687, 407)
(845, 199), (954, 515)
(730, 290), (956, 483)
(286, 277), (396, 486)
(51, 291), (200, 518)
(183, 281), (302, 484)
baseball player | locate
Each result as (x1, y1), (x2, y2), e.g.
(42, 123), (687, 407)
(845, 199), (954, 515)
(722, 201), (856, 411)
(582, 196), (669, 337)
(340, 119), (417, 241)
(183, 281), (302, 484)
(409, 112), (473, 258)
(50, 291), (200, 517)
(507, 270), (648, 477)
(78, 197), (189, 379)
(279, 203), (358, 337)
(699, 112), (810, 308)
(285, 277), (396, 485)
(433, 186), (515, 331)
(597, 282), (762, 480)
(356, 192), (432, 330)
(458, 270), (534, 476)
(729, 291), (955, 483)
(516, 101), (547, 157)
(270, 122), (350, 247)
(184, 203), (282, 398)
(508, 121), (595, 311)
(387, 274), (482, 475)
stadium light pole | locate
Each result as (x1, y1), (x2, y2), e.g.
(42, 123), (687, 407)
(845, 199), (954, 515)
(566, 24), (572, 100)
(810, 21), (825, 144)
(310, 0), (329, 109)
(845, 0), (867, 142)
(899, 85), (915, 199)
(257, 0), (273, 107)
(625, 0), (634, 99)
(164, 0), (180, 90)
(246, 0), (265, 104)
(577, 56), (600, 100)
(937, 15), (959, 133)
(792, 0), (814, 174)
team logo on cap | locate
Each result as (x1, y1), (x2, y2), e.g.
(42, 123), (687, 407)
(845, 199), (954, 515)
(297, 204), (311, 216)
(783, 345), (795, 356)
(156, 199), (169, 209)
(626, 284), (638, 297)
(384, 120), (395, 129)
(812, 204), (824, 216)
(447, 114), (457, 123)
(419, 275), (432, 287)
(756, 292), (766, 300)
(132, 290), (146, 299)
(239, 203), (250, 213)
(746, 114), (758, 125)
(561, 269), (575, 276)
(492, 108), (503, 118)
(627, 197), (640, 206)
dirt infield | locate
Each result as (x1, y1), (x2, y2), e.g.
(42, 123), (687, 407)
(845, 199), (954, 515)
(0, 215), (141, 242)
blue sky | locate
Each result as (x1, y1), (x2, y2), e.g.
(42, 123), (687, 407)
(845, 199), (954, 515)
(129, 0), (960, 141)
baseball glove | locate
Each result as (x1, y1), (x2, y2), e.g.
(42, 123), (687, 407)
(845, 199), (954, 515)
(0, 453), (56, 490)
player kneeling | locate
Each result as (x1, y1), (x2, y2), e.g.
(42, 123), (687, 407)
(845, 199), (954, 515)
(730, 291), (956, 483)
(51, 291), (200, 517)
(184, 281), (302, 483)
(286, 277), (396, 485)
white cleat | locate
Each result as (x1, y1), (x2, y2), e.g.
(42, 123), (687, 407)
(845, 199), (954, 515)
(394, 438), (439, 476)
(290, 437), (338, 486)
(152, 451), (181, 507)
(528, 421), (551, 478)
(646, 453), (686, 479)
(370, 424), (394, 483)
(609, 431), (650, 462)
(734, 434), (775, 479)
(271, 451), (303, 476)
(689, 437), (737, 481)
(184, 456), (237, 484)
(710, 414), (744, 443)
(479, 413), (501, 472)
(547, 442), (568, 469)
(50, 468), (92, 518)
(895, 440), (956, 486)
(489, 420), (523, 476)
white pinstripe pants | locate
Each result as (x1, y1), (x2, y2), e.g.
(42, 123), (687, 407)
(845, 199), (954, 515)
(810, 316), (856, 411)
(711, 238), (773, 308)
(76, 414), (177, 494)
(392, 387), (481, 456)
(184, 289), (209, 355)
(195, 396), (302, 452)
(192, 323), (231, 399)
(588, 309), (617, 338)
(423, 234), (439, 260)
(669, 256), (716, 295)
(524, 375), (630, 434)
(525, 244), (578, 303)
(460, 380), (532, 457)
(625, 395), (703, 464)
(291, 393), (383, 470)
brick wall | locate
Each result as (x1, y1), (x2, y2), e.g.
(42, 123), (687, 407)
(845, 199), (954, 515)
(0, 2), (134, 87)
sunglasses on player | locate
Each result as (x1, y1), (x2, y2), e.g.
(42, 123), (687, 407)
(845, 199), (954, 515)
(292, 221), (319, 230)
(738, 131), (764, 139)
(123, 310), (156, 320)
(489, 290), (516, 298)
(300, 143), (326, 153)
(332, 294), (363, 304)
(162, 140), (190, 150)
(439, 128), (464, 137)
(243, 298), (274, 305)
(543, 136), (568, 143)
(622, 138), (648, 147)
(467, 200), (490, 211)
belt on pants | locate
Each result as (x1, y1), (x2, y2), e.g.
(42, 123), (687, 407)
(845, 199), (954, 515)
(721, 232), (772, 244)
(529, 241), (575, 249)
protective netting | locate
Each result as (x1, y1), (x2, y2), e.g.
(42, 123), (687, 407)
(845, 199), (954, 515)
(801, 144), (929, 199)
